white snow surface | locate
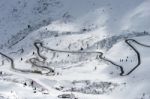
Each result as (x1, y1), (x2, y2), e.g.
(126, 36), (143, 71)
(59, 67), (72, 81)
(0, 0), (150, 99)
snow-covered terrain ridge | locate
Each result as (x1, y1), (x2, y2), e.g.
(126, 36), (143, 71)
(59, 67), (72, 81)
(0, 0), (150, 99)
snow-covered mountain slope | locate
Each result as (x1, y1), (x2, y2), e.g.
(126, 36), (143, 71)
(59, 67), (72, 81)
(0, 0), (150, 99)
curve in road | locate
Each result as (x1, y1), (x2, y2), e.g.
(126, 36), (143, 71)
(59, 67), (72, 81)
(0, 38), (150, 76)
(34, 39), (150, 76)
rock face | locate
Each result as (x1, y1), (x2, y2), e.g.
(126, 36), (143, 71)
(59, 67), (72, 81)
(58, 93), (76, 99)
(55, 80), (119, 95)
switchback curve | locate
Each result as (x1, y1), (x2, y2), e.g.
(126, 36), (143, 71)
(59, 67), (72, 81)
(0, 38), (150, 76)
(34, 38), (150, 76)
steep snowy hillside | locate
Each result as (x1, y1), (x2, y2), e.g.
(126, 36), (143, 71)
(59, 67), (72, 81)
(0, 0), (150, 99)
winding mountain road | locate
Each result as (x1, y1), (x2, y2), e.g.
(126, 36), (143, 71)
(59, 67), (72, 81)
(0, 38), (150, 76)
(34, 38), (150, 76)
